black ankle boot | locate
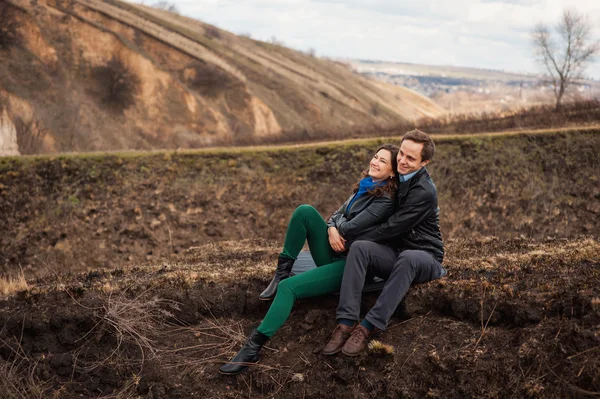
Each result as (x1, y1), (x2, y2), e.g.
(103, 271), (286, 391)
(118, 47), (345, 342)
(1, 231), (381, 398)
(259, 255), (295, 300)
(219, 329), (269, 375)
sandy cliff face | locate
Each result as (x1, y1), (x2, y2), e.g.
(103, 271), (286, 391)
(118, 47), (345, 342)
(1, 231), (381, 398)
(0, 0), (444, 154)
(0, 109), (19, 156)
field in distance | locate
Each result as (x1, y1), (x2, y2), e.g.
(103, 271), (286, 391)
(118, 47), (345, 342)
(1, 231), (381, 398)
(348, 59), (600, 114)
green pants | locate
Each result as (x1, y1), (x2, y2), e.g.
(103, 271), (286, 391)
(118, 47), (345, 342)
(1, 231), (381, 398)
(257, 205), (346, 337)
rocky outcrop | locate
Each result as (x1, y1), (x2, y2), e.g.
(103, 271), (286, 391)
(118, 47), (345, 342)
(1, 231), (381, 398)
(0, 109), (20, 156)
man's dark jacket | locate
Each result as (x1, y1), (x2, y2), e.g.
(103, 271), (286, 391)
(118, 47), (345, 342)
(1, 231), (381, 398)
(358, 168), (444, 262)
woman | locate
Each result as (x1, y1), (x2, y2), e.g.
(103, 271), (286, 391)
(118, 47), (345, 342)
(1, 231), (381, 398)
(219, 144), (399, 375)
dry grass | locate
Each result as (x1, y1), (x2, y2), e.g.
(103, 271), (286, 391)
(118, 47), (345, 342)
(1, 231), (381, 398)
(100, 292), (179, 358)
(0, 335), (52, 399)
(0, 272), (28, 296)
(159, 315), (247, 373)
(0, 357), (51, 399)
(72, 290), (181, 373)
(95, 373), (141, 399)
(592, 297), (600, 311)
(368, 340), (395, 356)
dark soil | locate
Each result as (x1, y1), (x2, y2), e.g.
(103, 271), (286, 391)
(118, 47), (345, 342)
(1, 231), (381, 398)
(1, 237), (599, 398)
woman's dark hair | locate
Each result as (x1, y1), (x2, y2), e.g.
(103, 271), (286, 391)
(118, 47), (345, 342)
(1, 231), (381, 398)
(353, 143), (399, 197)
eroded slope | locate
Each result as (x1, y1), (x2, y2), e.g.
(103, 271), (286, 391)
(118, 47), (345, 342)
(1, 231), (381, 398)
(0, 0), (443, 155)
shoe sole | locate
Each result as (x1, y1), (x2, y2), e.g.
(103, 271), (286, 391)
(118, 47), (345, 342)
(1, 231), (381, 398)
(341, 349), (362, 357)
(258, 297), (273, 301)
(322, 346), (343, 356)
(218, 359), (261, 376)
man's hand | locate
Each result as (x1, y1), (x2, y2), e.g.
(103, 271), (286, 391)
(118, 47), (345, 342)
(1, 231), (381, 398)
(328, 227), (347, 252)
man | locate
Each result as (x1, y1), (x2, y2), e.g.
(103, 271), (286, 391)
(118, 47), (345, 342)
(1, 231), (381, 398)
(323, 129), (446, 356)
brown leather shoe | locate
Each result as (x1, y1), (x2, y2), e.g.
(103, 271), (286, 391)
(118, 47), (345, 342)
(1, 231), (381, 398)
(323, 323), (356, 355)
(342, 325), (373, 356)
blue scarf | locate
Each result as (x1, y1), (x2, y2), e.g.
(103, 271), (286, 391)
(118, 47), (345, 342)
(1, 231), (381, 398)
(346, 177), (386, 213)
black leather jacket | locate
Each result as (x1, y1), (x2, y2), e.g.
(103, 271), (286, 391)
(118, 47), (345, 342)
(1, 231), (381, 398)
(327, 191), (395, 242)
(358, 168), (444, 262)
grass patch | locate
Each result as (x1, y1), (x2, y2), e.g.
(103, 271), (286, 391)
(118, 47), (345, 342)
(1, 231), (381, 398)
(368, 340), (395, 356)
(2, 125), (596, 161)
(0, 272), (28, 297)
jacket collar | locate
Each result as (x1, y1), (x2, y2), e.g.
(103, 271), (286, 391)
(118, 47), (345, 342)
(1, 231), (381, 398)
(397, 167), (429, 198)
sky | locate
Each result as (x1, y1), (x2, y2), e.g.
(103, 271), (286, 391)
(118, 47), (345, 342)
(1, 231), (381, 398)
(140, 0), (600, 79)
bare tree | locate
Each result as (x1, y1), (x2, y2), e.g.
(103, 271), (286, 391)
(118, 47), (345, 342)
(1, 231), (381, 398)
(531, 8), (600, 109)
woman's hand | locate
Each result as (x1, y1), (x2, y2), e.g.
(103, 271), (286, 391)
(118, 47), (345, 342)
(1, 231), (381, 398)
(328, 227), (347, 252)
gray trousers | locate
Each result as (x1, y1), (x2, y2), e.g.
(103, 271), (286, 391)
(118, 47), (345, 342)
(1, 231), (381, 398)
(336, 240), (445, 331)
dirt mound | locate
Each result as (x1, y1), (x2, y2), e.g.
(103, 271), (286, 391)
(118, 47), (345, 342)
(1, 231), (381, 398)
(1, 237), (599, 398)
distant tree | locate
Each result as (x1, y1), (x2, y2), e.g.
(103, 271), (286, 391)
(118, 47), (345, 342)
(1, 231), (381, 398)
(0, 2), (20, 50)
(531, 8), (600, 109)
(151, 1), (179, 14)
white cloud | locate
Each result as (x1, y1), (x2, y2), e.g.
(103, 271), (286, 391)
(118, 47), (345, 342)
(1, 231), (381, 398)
(144, 0), (600, 79)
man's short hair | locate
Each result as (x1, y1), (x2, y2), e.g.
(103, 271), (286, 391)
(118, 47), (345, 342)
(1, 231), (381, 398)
(401, 129), (435, 162)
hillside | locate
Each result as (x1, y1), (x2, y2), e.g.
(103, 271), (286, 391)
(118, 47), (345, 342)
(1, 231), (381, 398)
(1, 128), (598, 278)
(0, 0), (443, 156)
(1, 129), (600, 397)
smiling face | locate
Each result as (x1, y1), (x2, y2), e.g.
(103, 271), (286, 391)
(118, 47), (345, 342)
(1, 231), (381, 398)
(397, 139), (430, 176)
(368, 149), (395, 182)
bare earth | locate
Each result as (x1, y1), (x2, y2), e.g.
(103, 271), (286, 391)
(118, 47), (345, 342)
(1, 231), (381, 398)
(1, 237), (599, 398)
(0, 128), (599, 397)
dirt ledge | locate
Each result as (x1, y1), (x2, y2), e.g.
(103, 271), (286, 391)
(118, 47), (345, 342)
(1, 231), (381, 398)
(1, 237), (599, 398)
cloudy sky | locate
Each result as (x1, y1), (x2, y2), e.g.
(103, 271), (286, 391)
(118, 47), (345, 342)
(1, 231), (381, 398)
(143, 0), (600, 79)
